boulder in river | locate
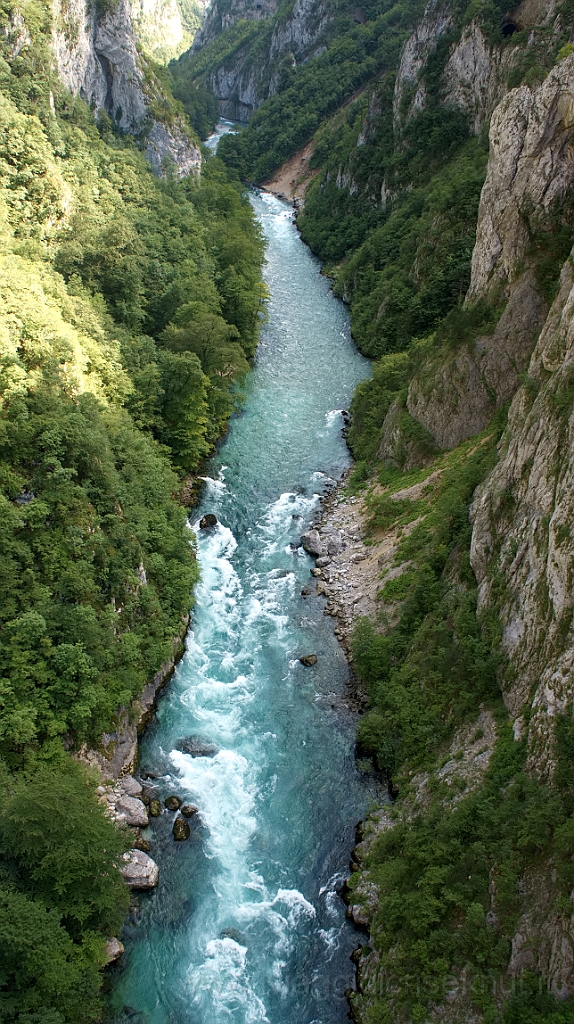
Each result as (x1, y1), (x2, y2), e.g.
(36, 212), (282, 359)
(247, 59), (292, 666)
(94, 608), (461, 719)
(199, 514), (218, 529)
(165, 795), (182, 811)
(121, 850), (159, 889)
(140, 784), (159, 805)
(300, 529), (326, 557)
(116, 795), (149, 827)
(149, 799), (162, 817)
(176, 736), (219, 757)
(173, 816), (191, 841)
(299, 654), (318, 666)
(220, 928), (245, 944)
(180, 804), (198, 817)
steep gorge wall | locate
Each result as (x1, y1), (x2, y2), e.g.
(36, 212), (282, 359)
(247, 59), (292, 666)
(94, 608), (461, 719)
(183, 0), (334, 120)
(407, 55), (574, 447)
(51, 0), (201, 172)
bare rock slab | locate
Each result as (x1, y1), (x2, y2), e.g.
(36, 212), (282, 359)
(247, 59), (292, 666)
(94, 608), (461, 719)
(120, 774), (143, 797)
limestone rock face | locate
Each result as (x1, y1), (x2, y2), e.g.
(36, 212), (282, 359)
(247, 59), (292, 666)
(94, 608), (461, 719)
(407, 272), (546, 448)
(392, 0), (453, 125)
(401, 58), (574, 450)
(51, 0), (200, 175)
(442, 22), (493, 133)
(471, 246), (574, 785)
(121, 849), (159, 888)
(189, 0), (332, 120)
(468, 56), (574, 302)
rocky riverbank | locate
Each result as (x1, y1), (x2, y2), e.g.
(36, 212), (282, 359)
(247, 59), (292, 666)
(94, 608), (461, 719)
(74, 622), (189, 961)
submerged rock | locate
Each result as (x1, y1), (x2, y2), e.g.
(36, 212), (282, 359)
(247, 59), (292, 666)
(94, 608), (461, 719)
(140, 784), (159, 805)
(164, 795), (182, 811)
(121, 850), (159, 889)
(149, 800), (162, 817)
(220, 928), (245, 943)
(133, 836), (151, 853)
(299, 654), (318, 666)
(173, 816), (191, 841)
(199, 513), (218, 529)
(176, 736), (219, 757)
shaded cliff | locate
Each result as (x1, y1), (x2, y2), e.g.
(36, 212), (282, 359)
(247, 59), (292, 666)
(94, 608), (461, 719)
(51, 0), (201, 172)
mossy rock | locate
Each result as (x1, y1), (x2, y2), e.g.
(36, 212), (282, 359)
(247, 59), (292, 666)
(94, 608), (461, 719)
(173, 816), (190, 841)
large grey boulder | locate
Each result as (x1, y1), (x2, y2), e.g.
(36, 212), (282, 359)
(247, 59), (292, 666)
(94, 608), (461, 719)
(176, 736), (219, 757)
(121, 850), (159, 889)
(300, 529), (326, 557)
(325, 531), (343, 555)
(120, 774), (143, 797)
(116, 795), (148, 827)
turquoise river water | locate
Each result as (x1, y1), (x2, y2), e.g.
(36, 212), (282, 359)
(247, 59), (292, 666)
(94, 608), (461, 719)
(108, 141), (375, 1024)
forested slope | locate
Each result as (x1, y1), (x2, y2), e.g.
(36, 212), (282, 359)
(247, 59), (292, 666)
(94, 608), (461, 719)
(0, 0), (264, 1018)
(179, 0), (574, 1018)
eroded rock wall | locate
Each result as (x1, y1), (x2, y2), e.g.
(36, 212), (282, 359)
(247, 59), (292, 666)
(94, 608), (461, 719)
(471, 243), (574, 782)
(189, 0), (332, 120)
(51, 0), (201, 174)
(405, 55), (574, 449)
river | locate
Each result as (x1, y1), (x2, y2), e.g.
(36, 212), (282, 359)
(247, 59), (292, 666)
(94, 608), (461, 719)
(108, 136), (374, 1024)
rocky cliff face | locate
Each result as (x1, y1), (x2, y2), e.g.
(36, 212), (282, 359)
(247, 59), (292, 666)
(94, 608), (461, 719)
(471, 238), (574, 783)
(187, 0), (333, 119)
(51, 0), (201, 173)
(403, 53), (574, 450)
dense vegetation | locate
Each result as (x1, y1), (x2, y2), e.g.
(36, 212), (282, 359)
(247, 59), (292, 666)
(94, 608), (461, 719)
(0, 0), (265, 1018)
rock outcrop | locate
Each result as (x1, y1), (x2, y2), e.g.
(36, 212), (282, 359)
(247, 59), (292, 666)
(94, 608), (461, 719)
(77, 628), (187, 780)
(51, 0), (201, 175)
(404, 56), (574, 450)
(467, 58), (574, 302)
